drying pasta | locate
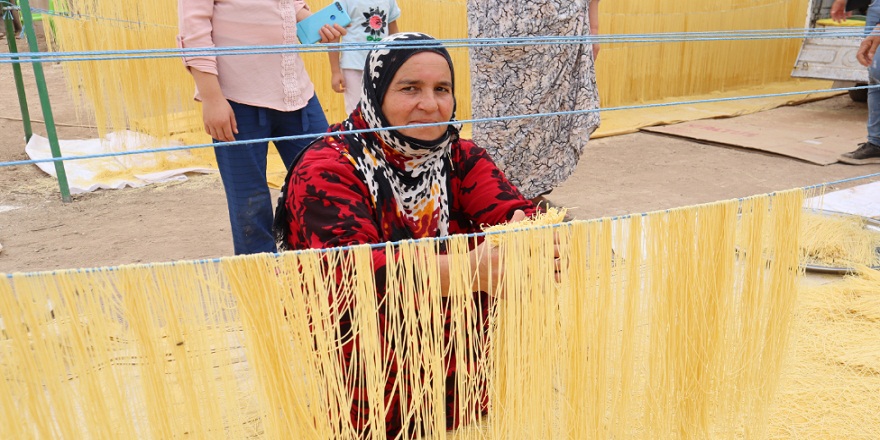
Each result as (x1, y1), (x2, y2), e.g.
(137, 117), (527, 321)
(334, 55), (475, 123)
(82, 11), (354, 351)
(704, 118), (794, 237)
(770, 265), (880, 438)
(0, 189), (805, 439)
(800, 211), (880, 267)
(47, 0), (810, 141)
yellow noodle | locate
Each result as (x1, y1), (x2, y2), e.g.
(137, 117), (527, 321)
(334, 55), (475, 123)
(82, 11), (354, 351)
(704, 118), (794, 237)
(1, 189), (815, 438)
(481, 207), (568, 246)
(770, 266), (880, 438)
(800, 211), (880, 267)
(46, 0), (809, 144)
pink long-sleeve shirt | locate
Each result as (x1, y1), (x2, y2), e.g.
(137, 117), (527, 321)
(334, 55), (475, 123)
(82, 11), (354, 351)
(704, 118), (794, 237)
(177, 0), (316, 112)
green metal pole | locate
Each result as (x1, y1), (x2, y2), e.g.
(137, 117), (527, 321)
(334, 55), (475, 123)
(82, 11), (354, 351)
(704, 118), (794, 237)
(45, 0), (56, 39)
(4, 4), (34, 143)
(17, 0), (70, 202)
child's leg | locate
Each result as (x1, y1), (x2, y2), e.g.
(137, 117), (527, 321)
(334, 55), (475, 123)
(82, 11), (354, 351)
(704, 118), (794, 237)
(214, 101), (276, 255)
(342, 69), (364, 115)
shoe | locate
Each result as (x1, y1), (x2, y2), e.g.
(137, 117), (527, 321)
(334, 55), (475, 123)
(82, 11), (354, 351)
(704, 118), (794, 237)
(839, 142), (880, 165)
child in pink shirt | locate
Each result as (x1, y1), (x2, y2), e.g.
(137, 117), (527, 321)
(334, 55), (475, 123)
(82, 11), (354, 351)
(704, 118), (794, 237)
(178, 0), (345, 255)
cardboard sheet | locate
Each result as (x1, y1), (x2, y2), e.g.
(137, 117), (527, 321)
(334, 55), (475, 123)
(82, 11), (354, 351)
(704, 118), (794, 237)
(595, 79), (838, 138)
(641, 103), (865, 165)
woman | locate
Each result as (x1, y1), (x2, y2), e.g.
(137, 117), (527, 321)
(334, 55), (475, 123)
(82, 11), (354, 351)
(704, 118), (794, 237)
(467, 0), (602, 203)
(274, 32), (537, 437)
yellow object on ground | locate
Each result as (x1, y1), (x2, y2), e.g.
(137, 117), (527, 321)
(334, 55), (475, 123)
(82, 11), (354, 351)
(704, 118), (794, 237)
(816, 17), (867, 27)
(0, 189), (804, 439)
(771, 267), (880, 438)
(596, 79), (838, 138)
(800, 211), (880, 267)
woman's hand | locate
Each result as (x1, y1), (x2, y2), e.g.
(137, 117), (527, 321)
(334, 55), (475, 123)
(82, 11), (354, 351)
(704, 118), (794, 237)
(470, 210), (527, 296)
(189, 69), (237, 142)
(589, 0), (600, 61)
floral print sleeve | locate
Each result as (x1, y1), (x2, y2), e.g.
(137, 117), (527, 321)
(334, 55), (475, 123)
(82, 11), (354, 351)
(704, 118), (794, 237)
(284, 141), (389, 272)
(450, 139), (538, 231)
(281, 138), (537, 437)
(287, 147), (369, 244)
(283, 142), (407, 436)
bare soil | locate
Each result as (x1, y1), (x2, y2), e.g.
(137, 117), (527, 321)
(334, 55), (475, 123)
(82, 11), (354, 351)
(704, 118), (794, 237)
(2, 24), (880, 274)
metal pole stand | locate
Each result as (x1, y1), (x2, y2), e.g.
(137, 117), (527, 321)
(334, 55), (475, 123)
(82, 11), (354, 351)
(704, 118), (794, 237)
(17, 0), (71, 202)
(3, 1), (33, 143)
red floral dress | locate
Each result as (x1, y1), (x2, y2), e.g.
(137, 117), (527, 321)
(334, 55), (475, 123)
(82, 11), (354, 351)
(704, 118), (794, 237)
(282, 137), (536, 437)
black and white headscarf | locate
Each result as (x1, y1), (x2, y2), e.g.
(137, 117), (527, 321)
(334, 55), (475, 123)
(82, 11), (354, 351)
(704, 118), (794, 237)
(275, 33), (460, 245)
(342, 32), (460, 239)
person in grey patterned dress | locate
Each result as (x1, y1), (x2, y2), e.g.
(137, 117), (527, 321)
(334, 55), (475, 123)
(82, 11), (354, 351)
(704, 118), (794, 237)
(466, 0), (601, 202)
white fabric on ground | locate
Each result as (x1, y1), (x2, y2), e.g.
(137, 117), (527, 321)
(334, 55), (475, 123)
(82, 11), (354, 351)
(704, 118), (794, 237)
(25, 131), (216, 194)
(806, 181), (880, 218)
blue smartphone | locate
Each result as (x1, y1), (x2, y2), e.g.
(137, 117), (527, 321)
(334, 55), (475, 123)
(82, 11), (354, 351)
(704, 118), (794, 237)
(296, 2), (352, 44)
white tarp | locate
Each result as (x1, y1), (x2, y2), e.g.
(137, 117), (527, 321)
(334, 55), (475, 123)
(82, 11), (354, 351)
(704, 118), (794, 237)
(806, 180), (880, 218)
(25, 131), (216, 194)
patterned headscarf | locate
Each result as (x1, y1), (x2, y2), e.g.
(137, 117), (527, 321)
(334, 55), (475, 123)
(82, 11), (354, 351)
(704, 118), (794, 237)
(341, 32), (459, 240)
(274, 33), (459, 247)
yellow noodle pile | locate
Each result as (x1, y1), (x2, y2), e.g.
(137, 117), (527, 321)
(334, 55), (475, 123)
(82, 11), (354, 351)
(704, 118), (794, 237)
(770, 266), (880, 438)
(481, 207), (568, 245)
(49, 0), (194, 139)
(799, 211), (880, 267)
(0, 189), (806, 439)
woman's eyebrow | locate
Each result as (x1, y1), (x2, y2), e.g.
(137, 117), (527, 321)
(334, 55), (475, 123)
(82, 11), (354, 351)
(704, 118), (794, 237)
(394, 79), (423, 86)
(394, 79), (453, 88)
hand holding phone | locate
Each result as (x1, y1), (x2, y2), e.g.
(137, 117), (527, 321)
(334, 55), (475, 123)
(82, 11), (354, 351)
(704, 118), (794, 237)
(297, 2), (352, 44)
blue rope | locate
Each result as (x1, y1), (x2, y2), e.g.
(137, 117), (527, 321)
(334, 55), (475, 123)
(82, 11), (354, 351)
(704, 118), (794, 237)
(2, 83), (876, 168)
(1, 14), (876, 277)
(25, 1), (876, 41)
(21, 2), (880, 45)
(8, 175), (880, 280)
(29, 7), (178, 29)
(803, 171), (880, 190)
(0, 29), (869, 59)
(0, 0), (19, 20)
(0, 29), (872, 64)
(2, 223), (522, 278)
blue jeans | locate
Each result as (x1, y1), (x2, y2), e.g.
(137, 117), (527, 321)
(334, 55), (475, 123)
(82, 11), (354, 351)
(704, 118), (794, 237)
(214, 94), (329, 255)
(867, 2), (880, 145)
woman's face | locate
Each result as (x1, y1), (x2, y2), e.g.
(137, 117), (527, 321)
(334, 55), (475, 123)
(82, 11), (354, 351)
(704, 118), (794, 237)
(381, 52), (454, 142)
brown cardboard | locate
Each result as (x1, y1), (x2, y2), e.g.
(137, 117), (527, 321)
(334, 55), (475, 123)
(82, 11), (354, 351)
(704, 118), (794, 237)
(642, 105), (867, 165)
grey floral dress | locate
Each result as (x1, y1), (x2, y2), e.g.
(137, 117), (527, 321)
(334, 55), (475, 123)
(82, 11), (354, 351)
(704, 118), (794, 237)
(466, 0), (600, 199)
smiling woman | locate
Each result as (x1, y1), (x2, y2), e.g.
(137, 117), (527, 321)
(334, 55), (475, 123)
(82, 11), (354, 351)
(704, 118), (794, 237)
(272, 32), (541, 437)
(380, 51), (455, 141)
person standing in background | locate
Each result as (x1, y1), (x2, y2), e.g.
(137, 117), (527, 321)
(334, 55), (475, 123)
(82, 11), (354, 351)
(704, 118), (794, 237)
(2, 0), (23, 38)
(466, 0), (601, 204)
(329, 0), (401, 115)
(177, 0), (345, 255)
(834, 0), (880, 164)
(831, 0), (870, 22)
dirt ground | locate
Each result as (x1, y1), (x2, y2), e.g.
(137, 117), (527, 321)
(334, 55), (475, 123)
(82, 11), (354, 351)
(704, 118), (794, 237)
(2, 25), (880, 274)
